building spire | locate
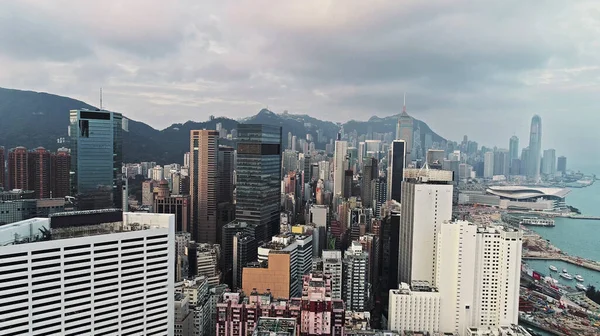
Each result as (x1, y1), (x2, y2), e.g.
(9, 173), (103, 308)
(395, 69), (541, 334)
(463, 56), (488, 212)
(403, 92), (406, 113)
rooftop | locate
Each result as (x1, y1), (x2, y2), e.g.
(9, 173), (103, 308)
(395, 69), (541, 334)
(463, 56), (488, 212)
(252, 317), (297, 336)
(486, 186), (570, 200)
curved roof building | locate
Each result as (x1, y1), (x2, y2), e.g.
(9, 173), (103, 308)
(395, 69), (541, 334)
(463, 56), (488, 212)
(486, 186), (570, 201)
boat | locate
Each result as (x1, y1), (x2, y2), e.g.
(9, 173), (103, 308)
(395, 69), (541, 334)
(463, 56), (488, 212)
(549, 265), (558, 272)
(560, 273), (573, 280)
(575, 274), (584, 282)
(519, 217), (555, 227)
(562, 269), (568, 273)
(576, 283), (587, 291)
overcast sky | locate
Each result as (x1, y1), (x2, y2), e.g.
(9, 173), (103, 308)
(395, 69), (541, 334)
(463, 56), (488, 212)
(1, 1), (598, 169)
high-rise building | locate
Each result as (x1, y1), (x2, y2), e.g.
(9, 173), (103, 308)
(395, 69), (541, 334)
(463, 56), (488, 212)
(28, 147), (52, 198)
(509, 136), (519, 162)
(520, 147), (530, 176)
(372, 176), (387, 217)
(242, 252), (293, 299)
(528, 115), (542, 181)
(343, 169), (353, 199)
(233, 232), (257, 290)
(180, 276), (212, 336)
(174, 293), (195, 336)
(196, 243), (221, 286)
(189, 130), (219, 243)
(334, 139), (349, 196)
(398, 169), (453, 285)
(343, 241), (369, 312)
(542, 149), (556, 176)
(388, 282), (441, 333)
(299, 272), (346, 336)
(388, 140), (406, 202)
(8, 146), (28, 190)
(0, 210), (175, 336)
(557, 156), (567, 175)
(381, 210), (400, 293)
(154, 179), (191, 233)
(69, 109), (124, 210)
(236, 124), (282, 238)
(0, 146), (5, 190)
(312, 250), (343, 300)
(493, 150), (509, 177)
(396, 95), (413, 157)
(361, 157), (378, 207)
(483, 152), (494, 178)
(51, 147), (71, 198)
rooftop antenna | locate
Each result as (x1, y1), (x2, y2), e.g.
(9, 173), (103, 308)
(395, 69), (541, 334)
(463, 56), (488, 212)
(100, 88), (103, 110)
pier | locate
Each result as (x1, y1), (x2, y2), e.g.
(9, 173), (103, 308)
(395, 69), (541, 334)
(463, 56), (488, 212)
(523, 254), (600, 272)
(567, 215), (600, 220)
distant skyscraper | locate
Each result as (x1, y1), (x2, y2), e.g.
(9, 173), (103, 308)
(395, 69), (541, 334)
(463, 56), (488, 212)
(509, 136), (519, 162)
(528, 115), (542, 181)
(557, 156), (567, 175)
(520, 147), (530, 176)
(493, 150), (509, 177)
(51, 148), (71, 198)
(396, 94), (413, 156)
(0, 146), (5, 190)
(483, 152), (494, 178)
(361, 157), (378, 207)
(218, 146), (235, 204)
(189, 130), (219, 243)
(398, 169), (453, 285)
(542, 149), (556, 176)
(69, 109), (124, 210)
(236, 124), (282, 238)
(8, 146), (28, 190)
(28, 147), (51, 198)
(388, 140), (406, 202)
(333, 139), (348, 196)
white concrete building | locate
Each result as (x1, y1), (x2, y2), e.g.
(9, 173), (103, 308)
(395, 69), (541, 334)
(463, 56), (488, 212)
(153, 165), (165, 181)
(334, 140), (349, 196)
(321, 250), (343, 300)
(343, 241), (369, 312)
(484, 152), (494, 178)
(309, 204), (329, 227)
(388, 282), (441, 333)
(398, 169), (453, 286)
(0, 210), (175, 336)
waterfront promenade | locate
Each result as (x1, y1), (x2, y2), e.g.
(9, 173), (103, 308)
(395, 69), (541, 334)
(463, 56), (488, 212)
(522, 232), (600, 273)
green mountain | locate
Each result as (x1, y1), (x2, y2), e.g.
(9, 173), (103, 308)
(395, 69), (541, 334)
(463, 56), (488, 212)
(0, 88), (447, 164)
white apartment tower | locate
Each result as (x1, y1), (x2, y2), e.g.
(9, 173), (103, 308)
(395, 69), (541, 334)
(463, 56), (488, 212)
(398, 169), (453, 286)
(334, 140), (349, 196)
(0, 210), (175, 336)
(484, 152), (494, 178)
(388, 282), (441, 333)
(343, 241), (369, 312)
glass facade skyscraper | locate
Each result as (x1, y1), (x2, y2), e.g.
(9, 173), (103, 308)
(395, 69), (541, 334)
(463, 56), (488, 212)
(235, 124), (282, 239)
(69, 109), (124, 210)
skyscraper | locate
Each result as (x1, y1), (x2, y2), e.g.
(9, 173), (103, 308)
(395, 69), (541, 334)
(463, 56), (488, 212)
(542, 149), (556, 176)
(396, 95), (413, 157)
(217, 146), (235, 203)
(557, 156), (567, 175)
(528, 115), (542, 181)
(8, 146), (29, 190)
(388, 140), (406, 202)
(520, 147), (530, 176)
(51, 147), (71, 198)
(343, 241), (369, 312)
(333, 139), (348, 196)
(493, 150), (509, 177)
(0, 146), (5, 190)
(361, 157), (378, 207)
(483, 151), (494, 178)
(189, 130), (219, 243)
(398, 169), (453, 285)
(509, 136), (519, 162)
(69, 108), (124, 210)
(236, 124), (282, 238)
(233, 232), (257, 290)
(28, 147), (51, 198)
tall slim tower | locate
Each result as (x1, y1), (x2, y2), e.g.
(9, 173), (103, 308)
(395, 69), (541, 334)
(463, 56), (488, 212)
(28, 147), (52, 198)
(70, 109), (124, 210)
(235, 124), (282, 238)
(189, 130), (219, 243)
(51, 147), (71, 198)
(333, 139), (348, 196)
(217, 146), (235, 203)
(361, 157), (378, 207)
(0, 146), (5, 190)
(396, 94), (413, 157)
(509, 136), (519, 162)
(8, 146), (28, 190)
(527, 115), (542, 181)
(389, 140), (406, 202)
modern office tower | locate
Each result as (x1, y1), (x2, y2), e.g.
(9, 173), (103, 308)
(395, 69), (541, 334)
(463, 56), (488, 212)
(287, 132), (293, 149)
(283, 150), (299, 176)
(0, 146), (5, 189)
(183, 152), (190, 168)
(398, 169), (453, 286)
(233, 232), (257, 290)
(358, 141), (366, 168)
(0, 210), (175, 336)
(372, 176), (387, 217)
(396, 96), (413, 156)
(388, 140), (406, 202)
(528, 115), (542, 181)
(303, 154), (312, 183)
(242, 251), (293, 299)
(483, 152), (494, 178)
(493, 150), (510, 177)
(426, 149), (445, 170)
(347, 147), (358, 171)
(291, 135), (298, 151)
(381, 210), (400, 292)
(520, 147), (530, 176)
(300, 272), (346, 336)
(509, 136), (519, 162)
(218, 146), (235, 203)
(343, 169), (353, 198)
(365, 139), (382, 160)
(343, 241), (369, 312)
(189, 130), (219, 243)
(542, 149), (557, 176)
(154, 179), (191, 233)
(236, 124), (283, 238)
(8, 146), (28, 190)
(181, 276), (212, 336)
(334, 139), (349, 196)
(436, 221), (523, 334)
(221, 220), (263, 285)
(509, 159), (521, 176)
(313, 250), (343, 300)
(359, 233), (380, 296)
(69, 109), (124, 210)
(197, 243), (221, 286)
(361, 157), (378, 207)
(458, 163), (473, 180)
(28, 147), (52, 198)
(52, 147), (71, 198)
(174, 293), (195, 336)
(142, 180), (155, 207)
(388, 281), (441, 333)
(557, 156), (567, 175)
(318, 160), (331, 182)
